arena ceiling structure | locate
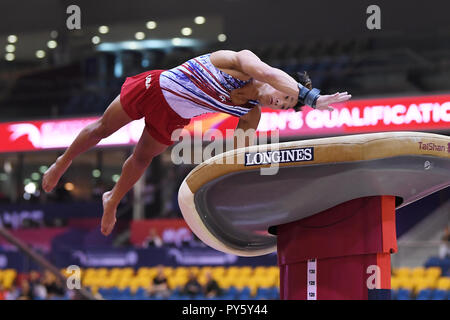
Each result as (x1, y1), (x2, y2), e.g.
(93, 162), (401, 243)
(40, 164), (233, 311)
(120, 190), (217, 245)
(0, 0), (449, 63)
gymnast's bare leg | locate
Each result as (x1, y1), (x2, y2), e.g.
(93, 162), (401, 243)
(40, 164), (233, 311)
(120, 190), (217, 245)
(101, 129), (167, 235)
(42, 96), (167, 235)
(42, 95), (132, 193)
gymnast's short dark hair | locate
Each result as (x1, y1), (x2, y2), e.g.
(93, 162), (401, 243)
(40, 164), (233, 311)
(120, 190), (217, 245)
(293, 71), (312, 111)
(295, 71), (312, 90)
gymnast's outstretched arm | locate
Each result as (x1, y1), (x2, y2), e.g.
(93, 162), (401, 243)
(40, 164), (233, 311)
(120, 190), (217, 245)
(212, 49), (352, 110)
(235, 50), (300, 97)
(235, 50), (352, 110)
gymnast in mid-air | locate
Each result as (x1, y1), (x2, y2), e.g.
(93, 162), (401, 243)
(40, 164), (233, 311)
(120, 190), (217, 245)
(42, 49), (352, 236)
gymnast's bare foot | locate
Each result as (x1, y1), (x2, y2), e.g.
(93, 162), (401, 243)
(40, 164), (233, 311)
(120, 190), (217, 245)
(42, 156), (72, 193)
(101, 191), (117, 236)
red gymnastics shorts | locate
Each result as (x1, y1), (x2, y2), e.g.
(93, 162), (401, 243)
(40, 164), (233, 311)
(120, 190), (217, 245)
(120, 69), (191, 146)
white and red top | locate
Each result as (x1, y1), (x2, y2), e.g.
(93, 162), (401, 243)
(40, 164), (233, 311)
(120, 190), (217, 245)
(160, 53), (259, 119)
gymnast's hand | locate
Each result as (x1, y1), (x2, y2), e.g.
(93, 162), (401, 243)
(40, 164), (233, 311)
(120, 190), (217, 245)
(315, 92), (352, 111)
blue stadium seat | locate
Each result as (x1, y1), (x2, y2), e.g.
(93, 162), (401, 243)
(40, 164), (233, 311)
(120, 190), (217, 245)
(218, 292), (235, 300)
(431, 289), (448, 300)
(169, 292), (181, 300)
(390, 289), (397, 300)
(416, 289), (432, 300)
(117, 288), (132, 299)
(443, 258), (450, 276)
(135, 288), (148, 299)
(425, 257), (450, 276)
(99, 288), (112, 298)
(424, 256), (443, 268)
(237, 287), (251, 300)
(226, 286), (238, 299)
(108, 287), (122, 300)
(194, 293), (206, 300)
(255, 288), (271, 300)
(396, 289), (412, 300)
(268, 287), (280, 300)
(172, 288), (181, 295)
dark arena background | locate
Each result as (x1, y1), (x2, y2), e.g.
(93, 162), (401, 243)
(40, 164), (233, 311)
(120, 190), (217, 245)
(0, 0), (448, 307)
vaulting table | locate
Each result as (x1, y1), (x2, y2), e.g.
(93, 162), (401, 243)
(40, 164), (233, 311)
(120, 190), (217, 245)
(178, 131), (450, 299)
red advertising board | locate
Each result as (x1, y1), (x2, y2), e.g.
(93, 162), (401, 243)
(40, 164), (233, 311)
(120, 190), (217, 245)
(1, 94), (449, 153)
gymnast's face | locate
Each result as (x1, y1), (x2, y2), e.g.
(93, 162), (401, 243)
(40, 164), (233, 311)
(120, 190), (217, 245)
(258, 83), (297, 110)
